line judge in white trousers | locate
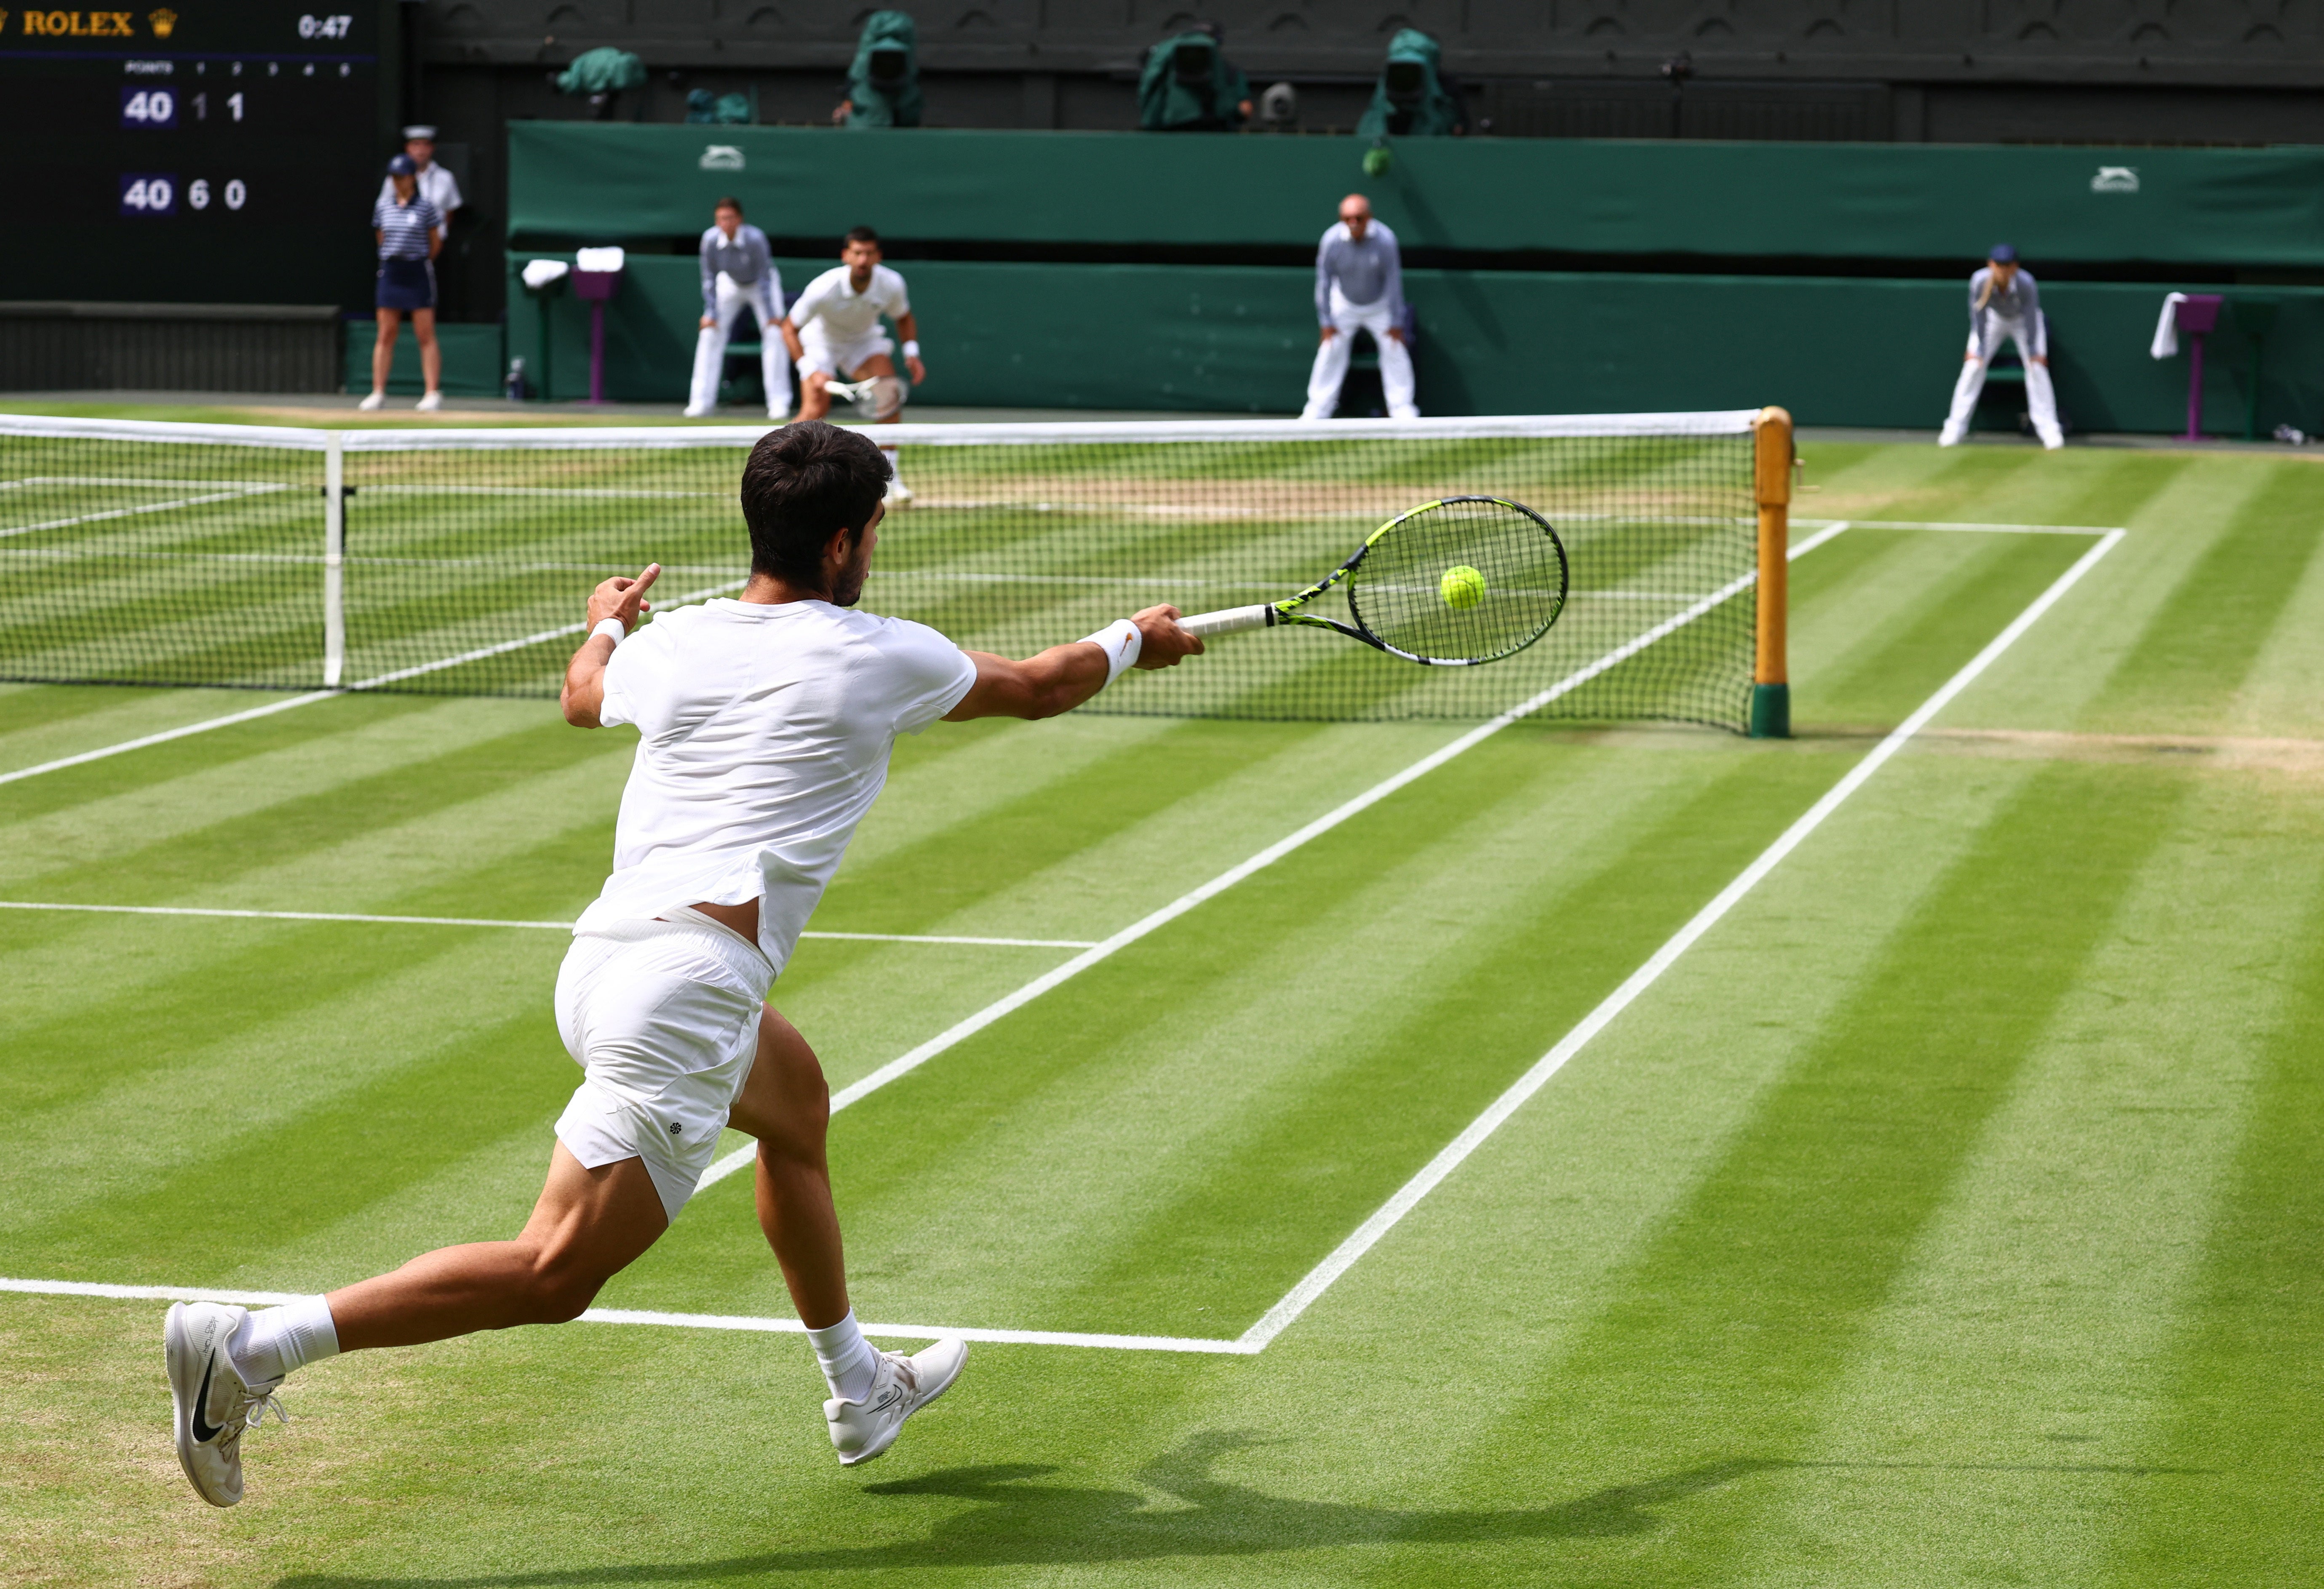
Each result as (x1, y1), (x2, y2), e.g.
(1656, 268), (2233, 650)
(1301, 193), (1418, 422)
(1940, 243), (2063, 451)
(686, 197), (793, 419)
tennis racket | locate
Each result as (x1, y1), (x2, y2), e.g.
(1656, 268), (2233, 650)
(1176, 496), (1568, 666)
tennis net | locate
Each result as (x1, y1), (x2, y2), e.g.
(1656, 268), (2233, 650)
(0, 411), (1780, 730)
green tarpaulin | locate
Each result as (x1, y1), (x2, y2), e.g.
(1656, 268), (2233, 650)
(508, 123), (2324, 267)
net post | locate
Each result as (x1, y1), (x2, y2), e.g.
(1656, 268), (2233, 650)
(1750, 406), (1792, 739)
(322, 432), (346, 689)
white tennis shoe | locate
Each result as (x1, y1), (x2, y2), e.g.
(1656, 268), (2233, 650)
(415, 391), (444, 412)
(825, 1338), (965, 1466)
(165, 1302), (287, 1507)
(356, 392), (385, 411)
(884, 479), (914, 507)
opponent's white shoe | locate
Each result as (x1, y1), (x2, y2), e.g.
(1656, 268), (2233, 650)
(165, 1302), (287, 1507)
(684, 404), (714, 418)
(356, 392), (385, 411)
(883, 479), (914, 508)
(415, 391), (444, 412)
(825, 1338), (965, 1466)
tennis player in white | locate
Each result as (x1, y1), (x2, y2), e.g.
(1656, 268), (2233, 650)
(780, 226), (924, 504)
(163, 421), (1200, 1508)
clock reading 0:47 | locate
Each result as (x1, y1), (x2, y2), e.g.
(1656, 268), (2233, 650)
(120, 174), (249, 216)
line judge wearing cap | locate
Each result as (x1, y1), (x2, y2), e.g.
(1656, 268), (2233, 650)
(376, 126), (461, 222)
(1939, 244), (2064, 451)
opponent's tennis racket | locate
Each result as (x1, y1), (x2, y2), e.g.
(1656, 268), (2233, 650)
(1176, 496), (1568, 666)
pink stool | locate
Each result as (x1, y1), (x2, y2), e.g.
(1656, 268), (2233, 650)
(2175, 294), (2223, 440)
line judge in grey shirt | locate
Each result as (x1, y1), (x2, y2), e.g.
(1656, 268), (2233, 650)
(685, 196), (791, 419)
(1300, 193), (1417, 420)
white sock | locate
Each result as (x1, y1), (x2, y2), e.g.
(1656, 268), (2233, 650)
(227, 1296), (341, 1386)
(806, 1309), (879, 1404)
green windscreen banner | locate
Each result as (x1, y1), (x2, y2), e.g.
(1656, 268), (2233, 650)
(508, 122), (2324, 267)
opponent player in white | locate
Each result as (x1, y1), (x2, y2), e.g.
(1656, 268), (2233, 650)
(1939, 243), (2065, 451)
(163, 421), (1201, 1508)
(780, 227), (925, 505)
(684, 196), (791, 420)
(1300, 193), (1418, 422)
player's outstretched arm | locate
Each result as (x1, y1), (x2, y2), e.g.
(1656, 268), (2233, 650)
(944, 605), (1200, 722)
(561, 563), (660, 728)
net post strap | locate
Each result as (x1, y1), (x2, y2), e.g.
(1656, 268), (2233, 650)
(1751, 406), (1794, 739)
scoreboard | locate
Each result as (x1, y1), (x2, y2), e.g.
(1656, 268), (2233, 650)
(0, 1), (398, 309)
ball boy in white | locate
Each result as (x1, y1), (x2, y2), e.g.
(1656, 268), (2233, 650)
(165, 421), (1202, 1506)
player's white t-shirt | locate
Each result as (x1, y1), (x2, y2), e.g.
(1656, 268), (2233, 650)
(788, 264), (910, 347)
(577, 598), (976, 974)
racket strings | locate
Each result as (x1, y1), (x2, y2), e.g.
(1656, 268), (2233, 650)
(1347, 498), (1568, 664)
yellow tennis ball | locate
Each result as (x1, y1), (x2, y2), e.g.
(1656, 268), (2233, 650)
(1441, 565), (1486, 611)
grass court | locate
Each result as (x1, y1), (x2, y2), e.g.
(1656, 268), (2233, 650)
(3, 437), (2321, 1586)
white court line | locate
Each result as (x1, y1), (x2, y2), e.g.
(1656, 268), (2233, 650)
(0, 481), (291, 539)
(0, 901), (1094, 949)
(0, 1277), (1248, 1354)
(1235, 524), (2127, 1350)
(0, 577), (748, 788)
(692, 519), (1856, 1194)
(1803, 518), (2125, 537)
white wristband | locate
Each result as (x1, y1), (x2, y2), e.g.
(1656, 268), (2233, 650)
(902, 339), (921, 360)
(591, 616), (628, 648)
(1080, 618), (1142, 688)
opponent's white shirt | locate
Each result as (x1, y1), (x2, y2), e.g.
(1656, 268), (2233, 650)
(578, 598), (976, 974)
(788, 264), (911, 345)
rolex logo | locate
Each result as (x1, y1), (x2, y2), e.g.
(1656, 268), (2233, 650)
(149, 5), (175, 34)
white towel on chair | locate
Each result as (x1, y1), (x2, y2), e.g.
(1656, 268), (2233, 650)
(2150, 292), (2188, 359)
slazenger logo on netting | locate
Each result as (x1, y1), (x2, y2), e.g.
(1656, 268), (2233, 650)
(2090, 166), (2140, 193)
(700, 145), (744, 171)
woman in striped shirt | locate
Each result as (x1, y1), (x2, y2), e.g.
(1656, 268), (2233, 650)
(361, 154), (446, 412)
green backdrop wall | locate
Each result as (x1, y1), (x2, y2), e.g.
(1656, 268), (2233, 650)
(509, 123), (2324, 269)
(507, 253), (2323, 436)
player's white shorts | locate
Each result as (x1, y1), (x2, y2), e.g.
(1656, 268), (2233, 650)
(796, 328), (894, 380)
(553, 918), (774, 1223)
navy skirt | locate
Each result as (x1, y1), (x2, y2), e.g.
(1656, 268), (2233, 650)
(376, 256), (436, 311)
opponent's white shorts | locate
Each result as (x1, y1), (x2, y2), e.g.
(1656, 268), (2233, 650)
(796, 328), (894, 380)
(553, 919), (774, 1223)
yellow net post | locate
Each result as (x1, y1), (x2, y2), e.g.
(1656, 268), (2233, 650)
(1750, 406), (1792, 738)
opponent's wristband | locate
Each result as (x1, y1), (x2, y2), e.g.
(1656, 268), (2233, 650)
(1080, 618), (1142, 687)
(591, 616), (628, 648)
(902, 339), (921, 360)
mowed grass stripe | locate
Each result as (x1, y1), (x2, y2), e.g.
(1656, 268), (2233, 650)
(2089, 460), (2324, 733)
(1721, 767), (2324, 1585)
(1428, 761), (2194, 1577)
(0, 924), (566, 1244)
(29, 1001), (574, 1287)
(2102, 899), (2324, 1586)
(0, 697), (559, 893)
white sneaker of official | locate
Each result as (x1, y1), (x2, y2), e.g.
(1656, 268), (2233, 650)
(164, 1301), (288, 1507)
(416, 391), (443, 412)
(825, 1338), (967, 1466)
(357, 392), (385, 411)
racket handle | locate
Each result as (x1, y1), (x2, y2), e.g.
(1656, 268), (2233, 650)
(1176, 605), (1272, 639)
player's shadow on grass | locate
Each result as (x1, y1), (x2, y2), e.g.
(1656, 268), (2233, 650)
(274, 1434), (1785, 1585)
